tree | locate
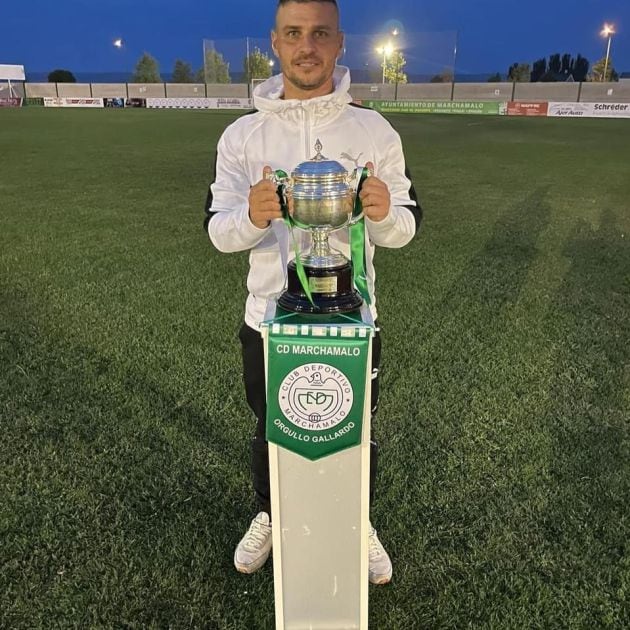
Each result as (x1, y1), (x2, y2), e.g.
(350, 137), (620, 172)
(591, 56), (618, 82)
(487, 72), (502, 82)
(172, 59), (194, 83)
(527, 53), (590, 82)
(530, 58), (546, 82)
(243, 47), (273, 84)
(560, 53), (573, 78)
(430, 74), (448, 83)
(540, 69), (557, 82)
(548, 53), (561, 75)
(572, 54), (589, 82)
(131, 52), (162, 83)
(48, 69), (76, 83)
(196, 49), (231, 84)
(383, 52), (408, 85)
(507, 63), (530, 82)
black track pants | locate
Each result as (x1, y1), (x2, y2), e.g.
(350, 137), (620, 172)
(238, 322), (382, 516)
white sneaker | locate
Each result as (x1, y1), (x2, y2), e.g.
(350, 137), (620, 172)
(234, 512), (272, 574)
(368, 524), (393, 585)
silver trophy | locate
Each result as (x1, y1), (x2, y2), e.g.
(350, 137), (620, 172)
(271, 140), (367, 314)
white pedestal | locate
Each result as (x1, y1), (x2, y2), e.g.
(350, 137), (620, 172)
(262, 310), (372, 630)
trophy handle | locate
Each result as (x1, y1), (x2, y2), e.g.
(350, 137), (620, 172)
(266, 168), (290, 187)
(347, 165), (371, 225)
(266, 169), (294, 220)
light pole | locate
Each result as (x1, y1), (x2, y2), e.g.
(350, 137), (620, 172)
(376, 43), (393, 83)
(246, 37), (251, 87)
(376, 28), (399, 84)
(451, 30), (459, 101)
(600, 23), (615, 82)
(269, 59), (275, 75)
(394, 52), (401, 101)
(391, 29), (400, 101)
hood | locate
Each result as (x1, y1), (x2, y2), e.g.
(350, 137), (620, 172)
(252, 65), (353, 124)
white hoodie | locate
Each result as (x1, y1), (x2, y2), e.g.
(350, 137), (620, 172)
(206, 66), (420, 329)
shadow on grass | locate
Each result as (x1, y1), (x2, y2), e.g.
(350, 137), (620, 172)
(0, 286), (274, 628)
(538, 208), (630, 627)
(375, 201), (630, 627)
(378, 206), (630, 628)
(371, 188), (555, 626)
(383, 185), (552, 421)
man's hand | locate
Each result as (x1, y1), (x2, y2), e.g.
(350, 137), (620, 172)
(358, 161), (391, 223)
(248, 166), (283, 229)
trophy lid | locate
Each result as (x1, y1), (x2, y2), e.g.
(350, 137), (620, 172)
(292, 140), (348, 179)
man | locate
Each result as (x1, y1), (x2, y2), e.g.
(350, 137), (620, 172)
(204, 0), (421, 585)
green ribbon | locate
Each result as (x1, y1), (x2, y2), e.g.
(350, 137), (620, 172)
(350, 167), (371, 306)
(275, 170), (315, 307)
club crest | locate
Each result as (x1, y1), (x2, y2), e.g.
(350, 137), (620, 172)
(279, 363), (353, 431)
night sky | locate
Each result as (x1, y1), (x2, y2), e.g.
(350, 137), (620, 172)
(2, 0), (628, 78)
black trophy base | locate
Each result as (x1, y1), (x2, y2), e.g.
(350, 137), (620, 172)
(278, 260), (363, 315)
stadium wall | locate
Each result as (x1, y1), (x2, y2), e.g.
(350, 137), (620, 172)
(91, 84), (127, 97)
(57, 84), (92, 97)
(24, 83), (57, 97)
(14, 81), (630, 104)
(349, 83), (455, 101)
(127, 84), (166, 98)
(165, 83), (206, 97)
(452, 82), (513, 101)
(579, 82), (630, 103)
(205, 84), (249, 97)
(397, 83), (453, 100)
(348, 84), (395, 101)
(513, 83), (580, 102)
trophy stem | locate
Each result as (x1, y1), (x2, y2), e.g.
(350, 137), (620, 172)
(311, 228), (331, 258)
(302, 227), (347, 269)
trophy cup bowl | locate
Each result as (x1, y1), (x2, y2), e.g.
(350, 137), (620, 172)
(274, 140), (364, 315)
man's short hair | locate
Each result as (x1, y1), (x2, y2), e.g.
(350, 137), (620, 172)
(276, 0), (340, 28)
(277, 0), (338, 8)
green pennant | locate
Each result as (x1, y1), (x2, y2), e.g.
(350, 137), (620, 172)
(266, 323), (370, 460)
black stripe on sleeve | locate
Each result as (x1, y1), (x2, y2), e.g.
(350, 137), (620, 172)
(404, 166), (423, 233)
(349, 102), (422, 233)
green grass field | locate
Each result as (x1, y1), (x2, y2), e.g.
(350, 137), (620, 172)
(1, 108), (629, 629)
